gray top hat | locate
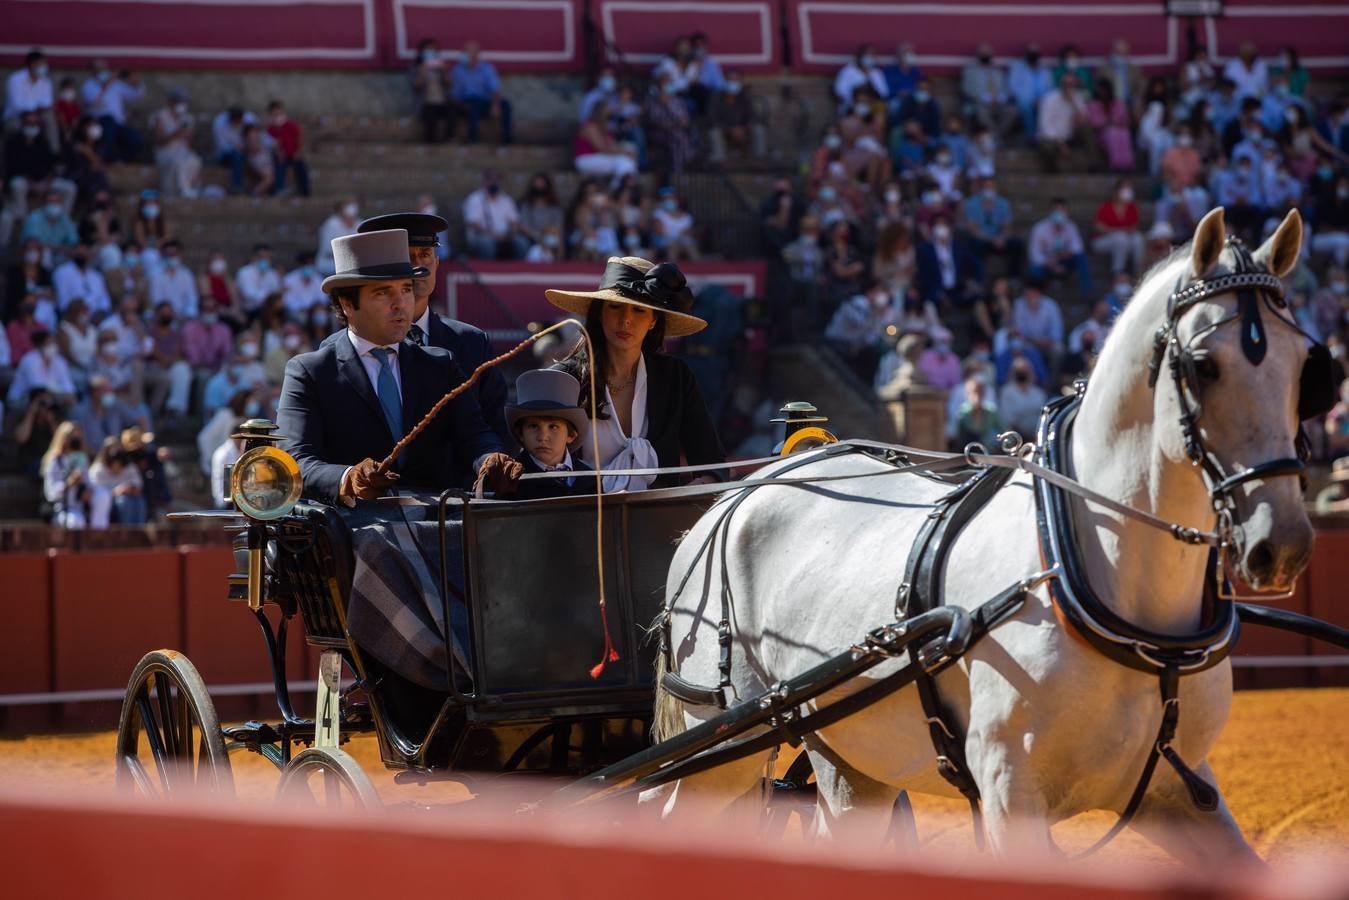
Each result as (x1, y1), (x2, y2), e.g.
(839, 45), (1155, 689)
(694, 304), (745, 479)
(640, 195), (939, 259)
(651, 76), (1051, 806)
(321, 228), (429, 294)
(505, 369), (590, 446)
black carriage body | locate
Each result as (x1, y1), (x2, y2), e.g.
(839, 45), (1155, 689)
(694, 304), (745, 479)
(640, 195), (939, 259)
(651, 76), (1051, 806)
(232, 489), (712, 774)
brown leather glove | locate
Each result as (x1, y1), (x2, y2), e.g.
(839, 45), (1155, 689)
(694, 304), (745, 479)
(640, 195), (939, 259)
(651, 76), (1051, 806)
(339, 458), (400, 505)
(474, 452), (524, 497)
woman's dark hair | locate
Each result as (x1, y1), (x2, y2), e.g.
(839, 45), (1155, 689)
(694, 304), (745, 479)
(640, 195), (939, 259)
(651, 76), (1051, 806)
(523, 172), (558, 206)
(558, 300), (667, 419)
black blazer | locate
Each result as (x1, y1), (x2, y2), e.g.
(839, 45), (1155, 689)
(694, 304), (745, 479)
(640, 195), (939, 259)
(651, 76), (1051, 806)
(558, 352), (726, 488)
(512, 452), (596, 501)
(278, 334), (503, 504)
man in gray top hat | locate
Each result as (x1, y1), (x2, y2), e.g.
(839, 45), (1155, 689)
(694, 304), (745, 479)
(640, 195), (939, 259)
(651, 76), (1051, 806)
(346, 211), (511, 462)
(278, 228), (518, 505)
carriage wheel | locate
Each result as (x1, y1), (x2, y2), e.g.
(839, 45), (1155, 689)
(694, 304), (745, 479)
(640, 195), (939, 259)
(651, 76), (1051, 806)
(115, 650), (235, 799)
(276, 747), (381, 809)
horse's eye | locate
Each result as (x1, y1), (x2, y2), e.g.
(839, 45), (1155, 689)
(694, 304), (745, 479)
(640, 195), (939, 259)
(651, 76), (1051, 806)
(1193, 356), (1219, 383)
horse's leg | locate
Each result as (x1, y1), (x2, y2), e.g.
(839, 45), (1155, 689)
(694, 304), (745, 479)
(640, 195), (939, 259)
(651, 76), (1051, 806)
(1126, 761), (1263, 868)
(972, 740), (1054, 856)
(806, 743), (901, 844)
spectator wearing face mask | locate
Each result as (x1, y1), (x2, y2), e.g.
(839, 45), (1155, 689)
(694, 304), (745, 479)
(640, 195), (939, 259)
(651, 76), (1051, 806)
(965, 125), (998, 179)
(782, 214), (826, 338)
(412, 37), (457, 143)
(203, 340), (264, 415)
(1311, 177), (1349, 266)
(962, 43), (1015, 137)
(4, 50), (57, 152)
(1027, 199), (1091, 297)
(962, 177), (1023, 279)
(316, 197), (360, 275)
(181, 298), (233, 375)
(894, 77), (942, 139)
(707, 70), (765, 163)
(574, 102), (638, 186)
(998, 357), (1048, 437)
(8, 330), (75, 408)
(211, 107), (251, 193)
(151, 89), (202, 197)
(42, 422), (110, 529)
(264, 325), (306, 386)
(20, 188), (79, 260)
(1212, 157), (1267, 241)
(281, 251), (325, 321)
(917, 326), (963, 390)
(1154, 179), (1210, 243)
(882, 42), (923, 107)
(149, 240), (198, 319)
(452, 40), (512, 145)
(1008, 44), (1053, 144)
(1010, 278), (1064, 371)
(916, 216), (979, 308)
(580, 67), (621, 123)
(266, 100), (309, 197)
(525, 223), (563, 262)
(1103, 273), (1135, 321)
(144, 302), (192, 416)
(824, 221), (865, 308)
(925, 145), (962, 203)
(644, 72), (695, 180)
(90, 329), (134, 392)
(53, 243), (111, 317)
(1037, 72), (1088, 172)
(1161, 126), (1202, 188)
(235, 243), (281, 319)
(834, 44), (889, 108)
(652, 187), (699, 263)
(132, 192), (170, 264)
(3, 111), (75, 245)
(1052, 45), (1092, 92)
(71, 374), (133, 450)
(56, 297), (98, 390)
(1091, 180), (1145, 275)
(81, 60), (145, 163)
(464, 170), (529, 259)
(1223, 42), (1268, 101)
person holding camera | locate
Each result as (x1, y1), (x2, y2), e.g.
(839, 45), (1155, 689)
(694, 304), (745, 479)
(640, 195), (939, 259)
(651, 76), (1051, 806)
(41, 421), (110, 529)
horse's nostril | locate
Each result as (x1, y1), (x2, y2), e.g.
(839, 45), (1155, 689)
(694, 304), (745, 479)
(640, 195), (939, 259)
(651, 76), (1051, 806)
(1245, 540), (1275, 580)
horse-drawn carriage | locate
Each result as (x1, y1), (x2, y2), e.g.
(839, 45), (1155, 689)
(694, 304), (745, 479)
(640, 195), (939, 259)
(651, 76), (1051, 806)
(114, 416), (723, 805)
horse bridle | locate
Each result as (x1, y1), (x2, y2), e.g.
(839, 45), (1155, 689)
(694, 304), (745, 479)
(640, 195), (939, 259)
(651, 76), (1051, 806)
(1145, 236), (1337, 558)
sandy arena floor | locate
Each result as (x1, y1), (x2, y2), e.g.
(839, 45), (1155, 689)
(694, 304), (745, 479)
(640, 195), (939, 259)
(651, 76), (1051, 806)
(1, 688), (1345, 868)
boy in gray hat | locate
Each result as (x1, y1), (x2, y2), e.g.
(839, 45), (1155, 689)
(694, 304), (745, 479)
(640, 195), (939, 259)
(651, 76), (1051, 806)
(505, 369), (595, 501)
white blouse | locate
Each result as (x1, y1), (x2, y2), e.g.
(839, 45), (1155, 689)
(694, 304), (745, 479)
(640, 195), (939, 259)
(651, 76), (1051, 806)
(576, 354), (658, 493)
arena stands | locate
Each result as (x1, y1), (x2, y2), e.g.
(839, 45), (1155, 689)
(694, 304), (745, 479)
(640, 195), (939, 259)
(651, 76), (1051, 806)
(2, 0), (1349, 529)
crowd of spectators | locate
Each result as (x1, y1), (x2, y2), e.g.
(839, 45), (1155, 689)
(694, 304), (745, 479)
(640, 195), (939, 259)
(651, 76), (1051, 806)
(4, 36), (1349, 529)
(766, 39), (1349, 458)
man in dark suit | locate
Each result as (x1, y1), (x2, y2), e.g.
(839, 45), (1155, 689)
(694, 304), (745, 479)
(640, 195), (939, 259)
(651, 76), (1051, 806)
(915, 215), (980, 307)
(353, 212), (510, 449)
(279, 228), (515, 505)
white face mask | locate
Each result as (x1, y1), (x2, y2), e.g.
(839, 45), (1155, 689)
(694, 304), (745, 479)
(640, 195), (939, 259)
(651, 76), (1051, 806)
(209, 259), (227, 275)
(342, 204), (359, 219)
(239, 342), (258, 359)
(1118, 187), (1134, 203)
(884, 189), (901, 204)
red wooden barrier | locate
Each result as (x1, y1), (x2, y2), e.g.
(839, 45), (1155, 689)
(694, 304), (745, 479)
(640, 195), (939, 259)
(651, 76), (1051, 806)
(0, 553), (51, 696)
(6, 785), (1344, 899)
(50, 549), (181, 693)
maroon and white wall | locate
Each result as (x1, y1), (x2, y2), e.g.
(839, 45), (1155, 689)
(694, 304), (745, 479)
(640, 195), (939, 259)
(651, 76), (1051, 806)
(1, 0), (1344, 73)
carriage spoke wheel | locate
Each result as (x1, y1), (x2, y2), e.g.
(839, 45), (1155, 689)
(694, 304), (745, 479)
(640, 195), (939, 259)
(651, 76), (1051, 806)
(115, 650), (234, 800)
(276, 747), (381, 810)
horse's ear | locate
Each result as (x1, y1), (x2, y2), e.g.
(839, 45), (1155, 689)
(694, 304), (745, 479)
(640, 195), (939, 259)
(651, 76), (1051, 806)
(1190, 207), (1226, 279)
(1254, 208), (1303, 278)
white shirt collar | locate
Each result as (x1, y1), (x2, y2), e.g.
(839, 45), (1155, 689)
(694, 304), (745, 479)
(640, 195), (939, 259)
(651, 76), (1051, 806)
(413, 308), (431, 336)
(346, 328), (400, 358)
(530, 449), (573, 471)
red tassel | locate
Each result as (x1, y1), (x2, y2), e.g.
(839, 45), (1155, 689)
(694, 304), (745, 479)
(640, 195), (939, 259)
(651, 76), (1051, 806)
(589, 601), (621, 679)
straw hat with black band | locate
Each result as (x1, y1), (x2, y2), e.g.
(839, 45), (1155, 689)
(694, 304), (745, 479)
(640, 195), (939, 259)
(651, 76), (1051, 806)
(545, 257), (707, 337)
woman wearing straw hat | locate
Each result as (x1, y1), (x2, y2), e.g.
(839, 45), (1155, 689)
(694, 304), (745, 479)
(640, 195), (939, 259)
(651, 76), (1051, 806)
(548, 256), (725, 491)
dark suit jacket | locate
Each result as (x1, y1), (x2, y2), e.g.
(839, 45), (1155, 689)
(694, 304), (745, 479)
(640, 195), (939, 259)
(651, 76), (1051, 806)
(278, 334), (502, 504)
(512, 452), (596, 501)
(915, 240), (979, 304)
(324, 312), (511, 480)
(557, 352), (726, 488)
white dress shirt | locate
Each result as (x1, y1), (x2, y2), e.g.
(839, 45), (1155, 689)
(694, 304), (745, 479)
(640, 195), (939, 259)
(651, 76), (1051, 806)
(529, 449), (574, 471)
(282, 270), (326, 318)
(81, 76), (145, 123)
(462, 189), (520, 238)
(53, 262), (112, 316)
(4, 69), (53, 120)
(347, 329), (403, 398)
(576, 355), (657, 493)
(235, 262), (282, 312)
(149, 265), (199, 318)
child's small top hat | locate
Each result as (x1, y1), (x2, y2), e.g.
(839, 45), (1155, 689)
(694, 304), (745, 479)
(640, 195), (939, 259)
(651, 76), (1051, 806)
(506, 370), (589, 447)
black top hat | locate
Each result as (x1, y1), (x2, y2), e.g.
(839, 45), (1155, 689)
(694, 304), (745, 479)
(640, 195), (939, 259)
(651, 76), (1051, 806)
(357, 212), (449, 247)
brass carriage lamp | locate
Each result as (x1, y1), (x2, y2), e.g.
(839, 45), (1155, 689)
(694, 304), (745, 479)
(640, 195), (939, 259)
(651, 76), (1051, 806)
(771, 401), (838, 455)
(228, 419), (303, 610)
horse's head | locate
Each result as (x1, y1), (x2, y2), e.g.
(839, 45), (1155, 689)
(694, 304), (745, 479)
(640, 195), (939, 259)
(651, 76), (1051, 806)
(1154, 207), (1320, 592)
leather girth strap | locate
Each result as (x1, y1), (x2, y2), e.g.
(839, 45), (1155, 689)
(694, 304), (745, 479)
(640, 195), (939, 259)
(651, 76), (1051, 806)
(896, 463), (1017, 848)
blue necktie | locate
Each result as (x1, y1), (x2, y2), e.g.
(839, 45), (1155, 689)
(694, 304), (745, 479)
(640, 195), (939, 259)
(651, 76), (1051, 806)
(369, 347), (402, 439)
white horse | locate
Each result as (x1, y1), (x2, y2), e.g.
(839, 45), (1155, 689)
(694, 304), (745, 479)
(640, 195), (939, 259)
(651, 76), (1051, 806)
(650, 208), (1313, 865)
